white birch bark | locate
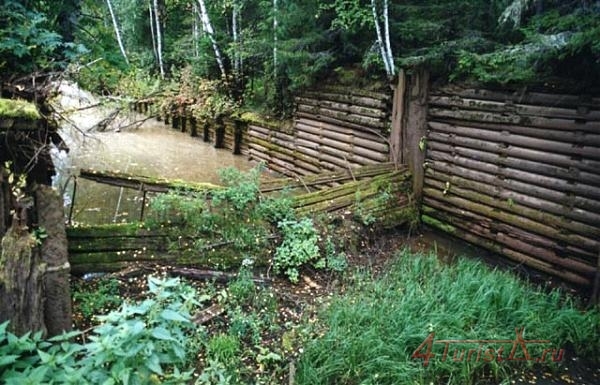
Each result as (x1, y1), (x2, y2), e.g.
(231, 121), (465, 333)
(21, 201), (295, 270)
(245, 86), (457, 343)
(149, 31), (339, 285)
(193, 2), (199, 58)
(105, 0), (129, 65)
(273, 0), (278, 80)
(232, 2), (240, 73)
(371, 0), (391, 76)
(383, 0), (395, 76)
(196, 0), (227, 79)
(153, 0), (165, 78)
(148, 1), (158, 62)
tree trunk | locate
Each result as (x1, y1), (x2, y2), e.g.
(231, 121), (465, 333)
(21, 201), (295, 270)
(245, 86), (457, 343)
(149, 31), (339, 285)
(371, 0), (391, 76)
(196, 0), (227, 79)
(148, 1), (159, 62)
(0, 214), (46, 336)
(37, 185), (72, 336)
(105, 0), (129, 65)
(382, 0), (394, 76)
(153, 0), (165, 78)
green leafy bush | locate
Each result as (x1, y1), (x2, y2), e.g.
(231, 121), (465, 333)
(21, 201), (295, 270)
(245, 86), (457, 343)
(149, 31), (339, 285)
(0, 276), (204, 385)
(274, 218), (320, 283)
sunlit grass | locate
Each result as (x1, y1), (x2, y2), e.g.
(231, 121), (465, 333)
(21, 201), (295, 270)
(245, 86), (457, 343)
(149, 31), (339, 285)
(296, 249), (600, 385)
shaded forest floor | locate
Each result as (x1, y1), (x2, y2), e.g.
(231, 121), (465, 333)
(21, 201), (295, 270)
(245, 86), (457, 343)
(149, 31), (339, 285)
(71, 228), (599, 385)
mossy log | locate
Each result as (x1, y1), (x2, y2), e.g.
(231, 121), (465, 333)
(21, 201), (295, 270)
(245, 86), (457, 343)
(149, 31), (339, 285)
(422, 187), (599, 254)
(424, 171), (600, 236)
(422, 214), (591, 287)
(79, 169), (222, 193)
(260, 162), (399, 192)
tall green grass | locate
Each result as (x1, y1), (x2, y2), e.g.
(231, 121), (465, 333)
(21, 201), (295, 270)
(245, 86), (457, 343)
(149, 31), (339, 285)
(296, 250), (600, 385)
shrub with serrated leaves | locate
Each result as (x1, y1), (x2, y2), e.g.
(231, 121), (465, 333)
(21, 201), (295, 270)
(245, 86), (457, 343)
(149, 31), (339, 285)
(0, 276), (205, 385)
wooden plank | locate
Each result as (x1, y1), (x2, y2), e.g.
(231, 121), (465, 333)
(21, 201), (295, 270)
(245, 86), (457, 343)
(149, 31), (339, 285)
(389, 70), (406, 164)
(297, 104), (386, 129)
(301, 90), (389, 109)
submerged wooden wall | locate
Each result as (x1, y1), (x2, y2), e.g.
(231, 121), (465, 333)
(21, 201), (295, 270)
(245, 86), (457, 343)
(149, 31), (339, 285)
(248, 88), (391, 177)
(420, 85), (600, 288)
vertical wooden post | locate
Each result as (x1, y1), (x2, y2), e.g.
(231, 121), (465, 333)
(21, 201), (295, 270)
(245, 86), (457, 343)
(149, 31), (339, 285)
(215, 116), (225, 148)
(190, 116), (198, 137)
(203, 121), (210, 142)
(389, 69), (406, 165)
(233, 119), (243, 155)
(404, 68), (429, 201)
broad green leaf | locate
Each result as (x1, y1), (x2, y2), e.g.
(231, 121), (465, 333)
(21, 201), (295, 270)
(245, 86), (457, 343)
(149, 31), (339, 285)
(151, 326), (175, 341)
(160, 309), (188, 322)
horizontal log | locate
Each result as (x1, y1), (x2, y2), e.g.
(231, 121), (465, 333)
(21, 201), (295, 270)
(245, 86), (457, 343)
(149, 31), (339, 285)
(295, 117), (386, 143)
(301, 89), (389, 109)
(429, 107), (600, 133)
(260, 162), (399, 192)
(295, 121), (388, 153)
(422, 204), (596, 273)
(429, 95), (600, 121)
(433, 87), (600, 110)
(429, 121), (600, 160)
(422, 215), (591, 287)
(296, 130), (388, 162)
(295, 112), (388, 136)
(78, 169), (222, 194)
(297, 104), (386, 129)
(295, 139), (380, 167)
(295, 97), (387, 119)
(427, 159), (600, 215)
(427, 149), (600, 201)
(427, 141), (600, 187)
(422, 186), (599, 252)
(248, 137), (322, 169)
(427, 132), (600, 173)
(424, 169), (600, 234)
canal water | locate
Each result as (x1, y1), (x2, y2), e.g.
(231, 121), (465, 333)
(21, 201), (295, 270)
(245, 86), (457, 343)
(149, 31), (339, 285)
(52, 84), (257, 225)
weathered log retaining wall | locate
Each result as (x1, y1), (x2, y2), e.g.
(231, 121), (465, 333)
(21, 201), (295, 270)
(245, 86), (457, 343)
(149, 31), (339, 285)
(248, 89), (391, 177)
(419, 85), (600, 289)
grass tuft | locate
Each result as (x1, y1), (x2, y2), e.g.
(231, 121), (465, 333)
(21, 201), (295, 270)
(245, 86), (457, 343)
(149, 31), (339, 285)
(296, 249), (600, 385)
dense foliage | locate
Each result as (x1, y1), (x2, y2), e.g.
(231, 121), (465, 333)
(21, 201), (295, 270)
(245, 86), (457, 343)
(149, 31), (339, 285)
(2, 0), (598, 112)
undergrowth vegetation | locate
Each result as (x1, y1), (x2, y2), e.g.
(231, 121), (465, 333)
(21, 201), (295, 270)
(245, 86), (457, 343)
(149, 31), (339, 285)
(296, 250), (600, 385)
(147, 166), (347, 282)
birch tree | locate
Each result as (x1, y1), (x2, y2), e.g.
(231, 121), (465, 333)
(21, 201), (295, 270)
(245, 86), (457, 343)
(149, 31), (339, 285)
(196, 0), (227, 79)
(105, 0), (129, 65)
(152, 0), (165, 78)
(371, 0), (394, 77)
(148, 1), (158, 63)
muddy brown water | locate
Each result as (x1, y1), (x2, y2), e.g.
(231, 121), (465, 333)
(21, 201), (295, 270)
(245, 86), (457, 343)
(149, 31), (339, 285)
(53, 120), (258, 225)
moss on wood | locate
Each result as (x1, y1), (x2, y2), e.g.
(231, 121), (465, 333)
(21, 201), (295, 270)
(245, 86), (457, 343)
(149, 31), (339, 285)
(0, 99), (40, 120)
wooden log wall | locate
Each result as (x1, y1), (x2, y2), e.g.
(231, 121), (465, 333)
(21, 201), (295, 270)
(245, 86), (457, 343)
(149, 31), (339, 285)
(422, 86), (600, 289)
(248, 88), (391, 177)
